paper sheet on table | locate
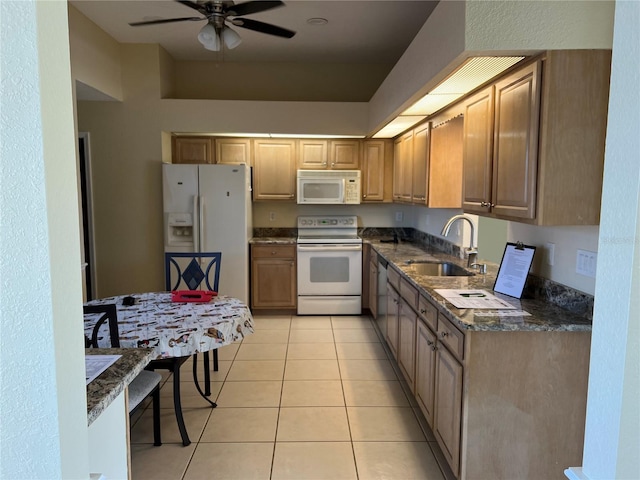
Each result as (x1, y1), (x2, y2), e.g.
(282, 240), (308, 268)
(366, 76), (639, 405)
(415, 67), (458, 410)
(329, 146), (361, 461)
(85, 355), (121, 385)
(434, 289), (516, 309)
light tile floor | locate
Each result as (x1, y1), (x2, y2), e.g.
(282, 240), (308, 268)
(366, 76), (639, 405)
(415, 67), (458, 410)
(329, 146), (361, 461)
(130, 314), (451, 480)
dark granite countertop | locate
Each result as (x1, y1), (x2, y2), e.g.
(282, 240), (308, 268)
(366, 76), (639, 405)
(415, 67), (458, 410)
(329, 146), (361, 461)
(86, 348), (154, 425)
(250, 237), (297, 245)
(249, 234), (591, 333)
(369, 239), (592, 333)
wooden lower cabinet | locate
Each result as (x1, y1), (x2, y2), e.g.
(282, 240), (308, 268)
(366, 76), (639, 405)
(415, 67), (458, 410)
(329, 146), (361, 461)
(434, 340), (463, 478)
(250, 245), (296, 309)
(385, 284), (399, 359)
(415, 318), (437, 427)
(382, 282), (590, 479)
(397, 298), (417, 390)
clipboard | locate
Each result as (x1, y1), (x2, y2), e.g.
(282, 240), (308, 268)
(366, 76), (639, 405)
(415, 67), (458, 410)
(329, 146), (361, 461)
(493, 242), (536, 298)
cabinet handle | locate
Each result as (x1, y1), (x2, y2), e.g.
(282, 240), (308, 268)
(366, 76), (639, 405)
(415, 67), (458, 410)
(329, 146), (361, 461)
(440, 331), (449, 338)
(420, 309), (426, 314)
(432, 345), (438, 352)
(427, 340), (434, 346)
(363, 194), (367, 198)
(271, 251), (277, 255)
(480, 201), (495, 208)
(331, 162), (335, 166)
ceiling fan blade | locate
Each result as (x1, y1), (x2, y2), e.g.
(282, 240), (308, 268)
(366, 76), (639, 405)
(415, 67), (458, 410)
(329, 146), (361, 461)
(175, 0), (208, 15)
(231, 18), (295, 38)
(129, 16), (204, 26)
(228, 1), (285, 17)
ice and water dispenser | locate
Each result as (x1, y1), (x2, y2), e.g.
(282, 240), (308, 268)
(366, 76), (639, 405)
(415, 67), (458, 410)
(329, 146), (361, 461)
(165, 212), (194, 248)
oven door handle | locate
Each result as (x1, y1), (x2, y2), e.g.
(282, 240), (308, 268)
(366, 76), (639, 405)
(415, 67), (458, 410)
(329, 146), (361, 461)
(297, 245), (363, 252)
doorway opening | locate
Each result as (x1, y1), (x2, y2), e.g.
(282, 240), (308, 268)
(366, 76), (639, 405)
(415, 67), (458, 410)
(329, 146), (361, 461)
(79, 132), (96, 300)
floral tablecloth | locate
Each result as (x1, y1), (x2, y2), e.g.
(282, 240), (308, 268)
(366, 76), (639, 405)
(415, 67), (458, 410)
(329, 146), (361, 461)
(84, 292), (254, 359)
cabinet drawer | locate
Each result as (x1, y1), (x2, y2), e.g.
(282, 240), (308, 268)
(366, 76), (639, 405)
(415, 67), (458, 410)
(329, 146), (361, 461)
(251, 245), (295, 259)
(387, 266), (401, 291)
(437, 315), (465, 361)
(400, 277), (419, 310)
(418, 295), (438, 332)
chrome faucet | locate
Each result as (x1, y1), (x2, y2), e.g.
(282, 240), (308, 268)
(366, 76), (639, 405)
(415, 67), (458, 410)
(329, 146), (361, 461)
(441, 214), (478, 267)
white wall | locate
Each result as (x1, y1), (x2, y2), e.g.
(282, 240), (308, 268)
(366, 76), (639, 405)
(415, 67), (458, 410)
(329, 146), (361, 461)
(567, 1), (640, 478)
(0, 1), (88, 478)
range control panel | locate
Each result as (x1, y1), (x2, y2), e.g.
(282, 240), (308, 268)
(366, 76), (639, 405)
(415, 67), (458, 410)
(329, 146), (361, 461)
(297, 215), (357, 228)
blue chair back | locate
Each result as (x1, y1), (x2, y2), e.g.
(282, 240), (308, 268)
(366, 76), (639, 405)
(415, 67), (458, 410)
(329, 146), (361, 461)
(164, 252), (222, 292)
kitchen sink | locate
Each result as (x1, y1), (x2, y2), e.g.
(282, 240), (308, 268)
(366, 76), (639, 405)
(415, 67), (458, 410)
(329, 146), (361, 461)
(405, 260), (473, 277)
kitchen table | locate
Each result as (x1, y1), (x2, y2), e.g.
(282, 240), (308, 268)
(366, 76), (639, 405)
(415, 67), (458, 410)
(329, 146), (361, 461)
(84, 292), (254, 445)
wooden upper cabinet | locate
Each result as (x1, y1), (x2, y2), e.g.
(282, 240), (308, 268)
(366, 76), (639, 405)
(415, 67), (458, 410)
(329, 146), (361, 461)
(172, 136), (213, 164)
(462, 87), (494, 212)
(297, 139), (328, 169)
(411, 124), (429, 204)
(461, 50), (609, 225)
(329, 140), (360, 169)
(492, 61), (540, 220)
(535, 49), (611, 225)
(392, 131), (413, 202)
(461, 61), (540, 220)
(252, 139), (296, 201)
(215, 138), (252, 165)
(360, 140), (392, 202)
(428, 115), (463, 208)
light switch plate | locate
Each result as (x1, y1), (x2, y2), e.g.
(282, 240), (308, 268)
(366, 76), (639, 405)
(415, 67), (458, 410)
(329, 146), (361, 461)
(545, 242), (555, 266)
(576, 249), (597, 277)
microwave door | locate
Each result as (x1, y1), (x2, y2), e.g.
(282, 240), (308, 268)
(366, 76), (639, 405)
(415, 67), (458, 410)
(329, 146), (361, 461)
(300, 179), (344, 203)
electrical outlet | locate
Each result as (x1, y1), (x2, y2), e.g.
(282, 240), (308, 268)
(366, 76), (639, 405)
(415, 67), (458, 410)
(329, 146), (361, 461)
(576, 249), (597, 278)
(545, 242), (555, 266)
(269, 212), (276, 221)
(395, 211), (403, 222)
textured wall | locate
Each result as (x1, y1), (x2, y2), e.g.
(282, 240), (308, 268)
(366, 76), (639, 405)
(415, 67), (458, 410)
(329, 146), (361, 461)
(1, 1), (88, 478)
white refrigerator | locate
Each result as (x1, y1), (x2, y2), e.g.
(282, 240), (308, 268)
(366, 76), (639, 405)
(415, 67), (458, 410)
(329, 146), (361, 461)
(162, 163), (252, 303)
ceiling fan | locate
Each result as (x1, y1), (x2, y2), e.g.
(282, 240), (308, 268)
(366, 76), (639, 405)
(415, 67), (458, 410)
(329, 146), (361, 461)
(129, 0), (296, 51)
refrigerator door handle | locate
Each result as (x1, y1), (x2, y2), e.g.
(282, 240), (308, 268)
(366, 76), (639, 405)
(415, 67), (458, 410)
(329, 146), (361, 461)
(193, 194), (200, 253)
(199, 194), (205, 253)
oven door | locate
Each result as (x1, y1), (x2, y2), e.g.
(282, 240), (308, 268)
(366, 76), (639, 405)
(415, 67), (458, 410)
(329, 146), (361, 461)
(297, 244), (362, 295)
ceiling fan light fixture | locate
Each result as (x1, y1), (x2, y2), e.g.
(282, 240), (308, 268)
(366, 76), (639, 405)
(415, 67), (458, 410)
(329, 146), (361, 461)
(198, 23), (220, 51)
(222, 27), (242, 49)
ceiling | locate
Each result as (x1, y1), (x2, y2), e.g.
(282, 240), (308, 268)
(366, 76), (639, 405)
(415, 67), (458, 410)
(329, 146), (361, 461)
(71, 0), (438, 67)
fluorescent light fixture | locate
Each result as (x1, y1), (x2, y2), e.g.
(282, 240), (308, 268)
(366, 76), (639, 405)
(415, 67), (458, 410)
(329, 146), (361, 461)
(174, 133), (365, 139)
(373, 116), (427, 139)
(373, 56), (525, 138)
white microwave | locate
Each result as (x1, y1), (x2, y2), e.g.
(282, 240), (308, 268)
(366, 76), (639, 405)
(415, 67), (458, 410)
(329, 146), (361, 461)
(297, 170), (361, 204)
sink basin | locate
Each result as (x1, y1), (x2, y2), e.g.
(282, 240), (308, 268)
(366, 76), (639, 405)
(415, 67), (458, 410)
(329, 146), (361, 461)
(405, 261), (473, 277)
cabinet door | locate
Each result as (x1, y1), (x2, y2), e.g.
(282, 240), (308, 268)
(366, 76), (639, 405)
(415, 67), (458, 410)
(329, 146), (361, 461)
(251, 255), (296, 308)
(429, 116), (463, 208)
(434, 345), (463, 478)
(298, 140), (328, 169)
(411, 124), (428, 204)
(392, 131), (413, 202)
(386, 284), (399, 359)
(361, 140), (385, 202)
(215, 138), (251, 165)
(397, 299), (417, 390)
(462, 87), (494, 213)
(415, 319), (436, 428)
(173, 137), (213, 164)
(329, 140), (360, 169)
(369, 258), (378, 319)
(253, 140), (296, 201)
(492, 61), (540, 219)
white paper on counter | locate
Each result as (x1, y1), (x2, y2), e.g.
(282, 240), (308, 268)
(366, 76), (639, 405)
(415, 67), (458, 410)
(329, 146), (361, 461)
(85, 355), (121, 384)
(434, 289), (516, 309)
